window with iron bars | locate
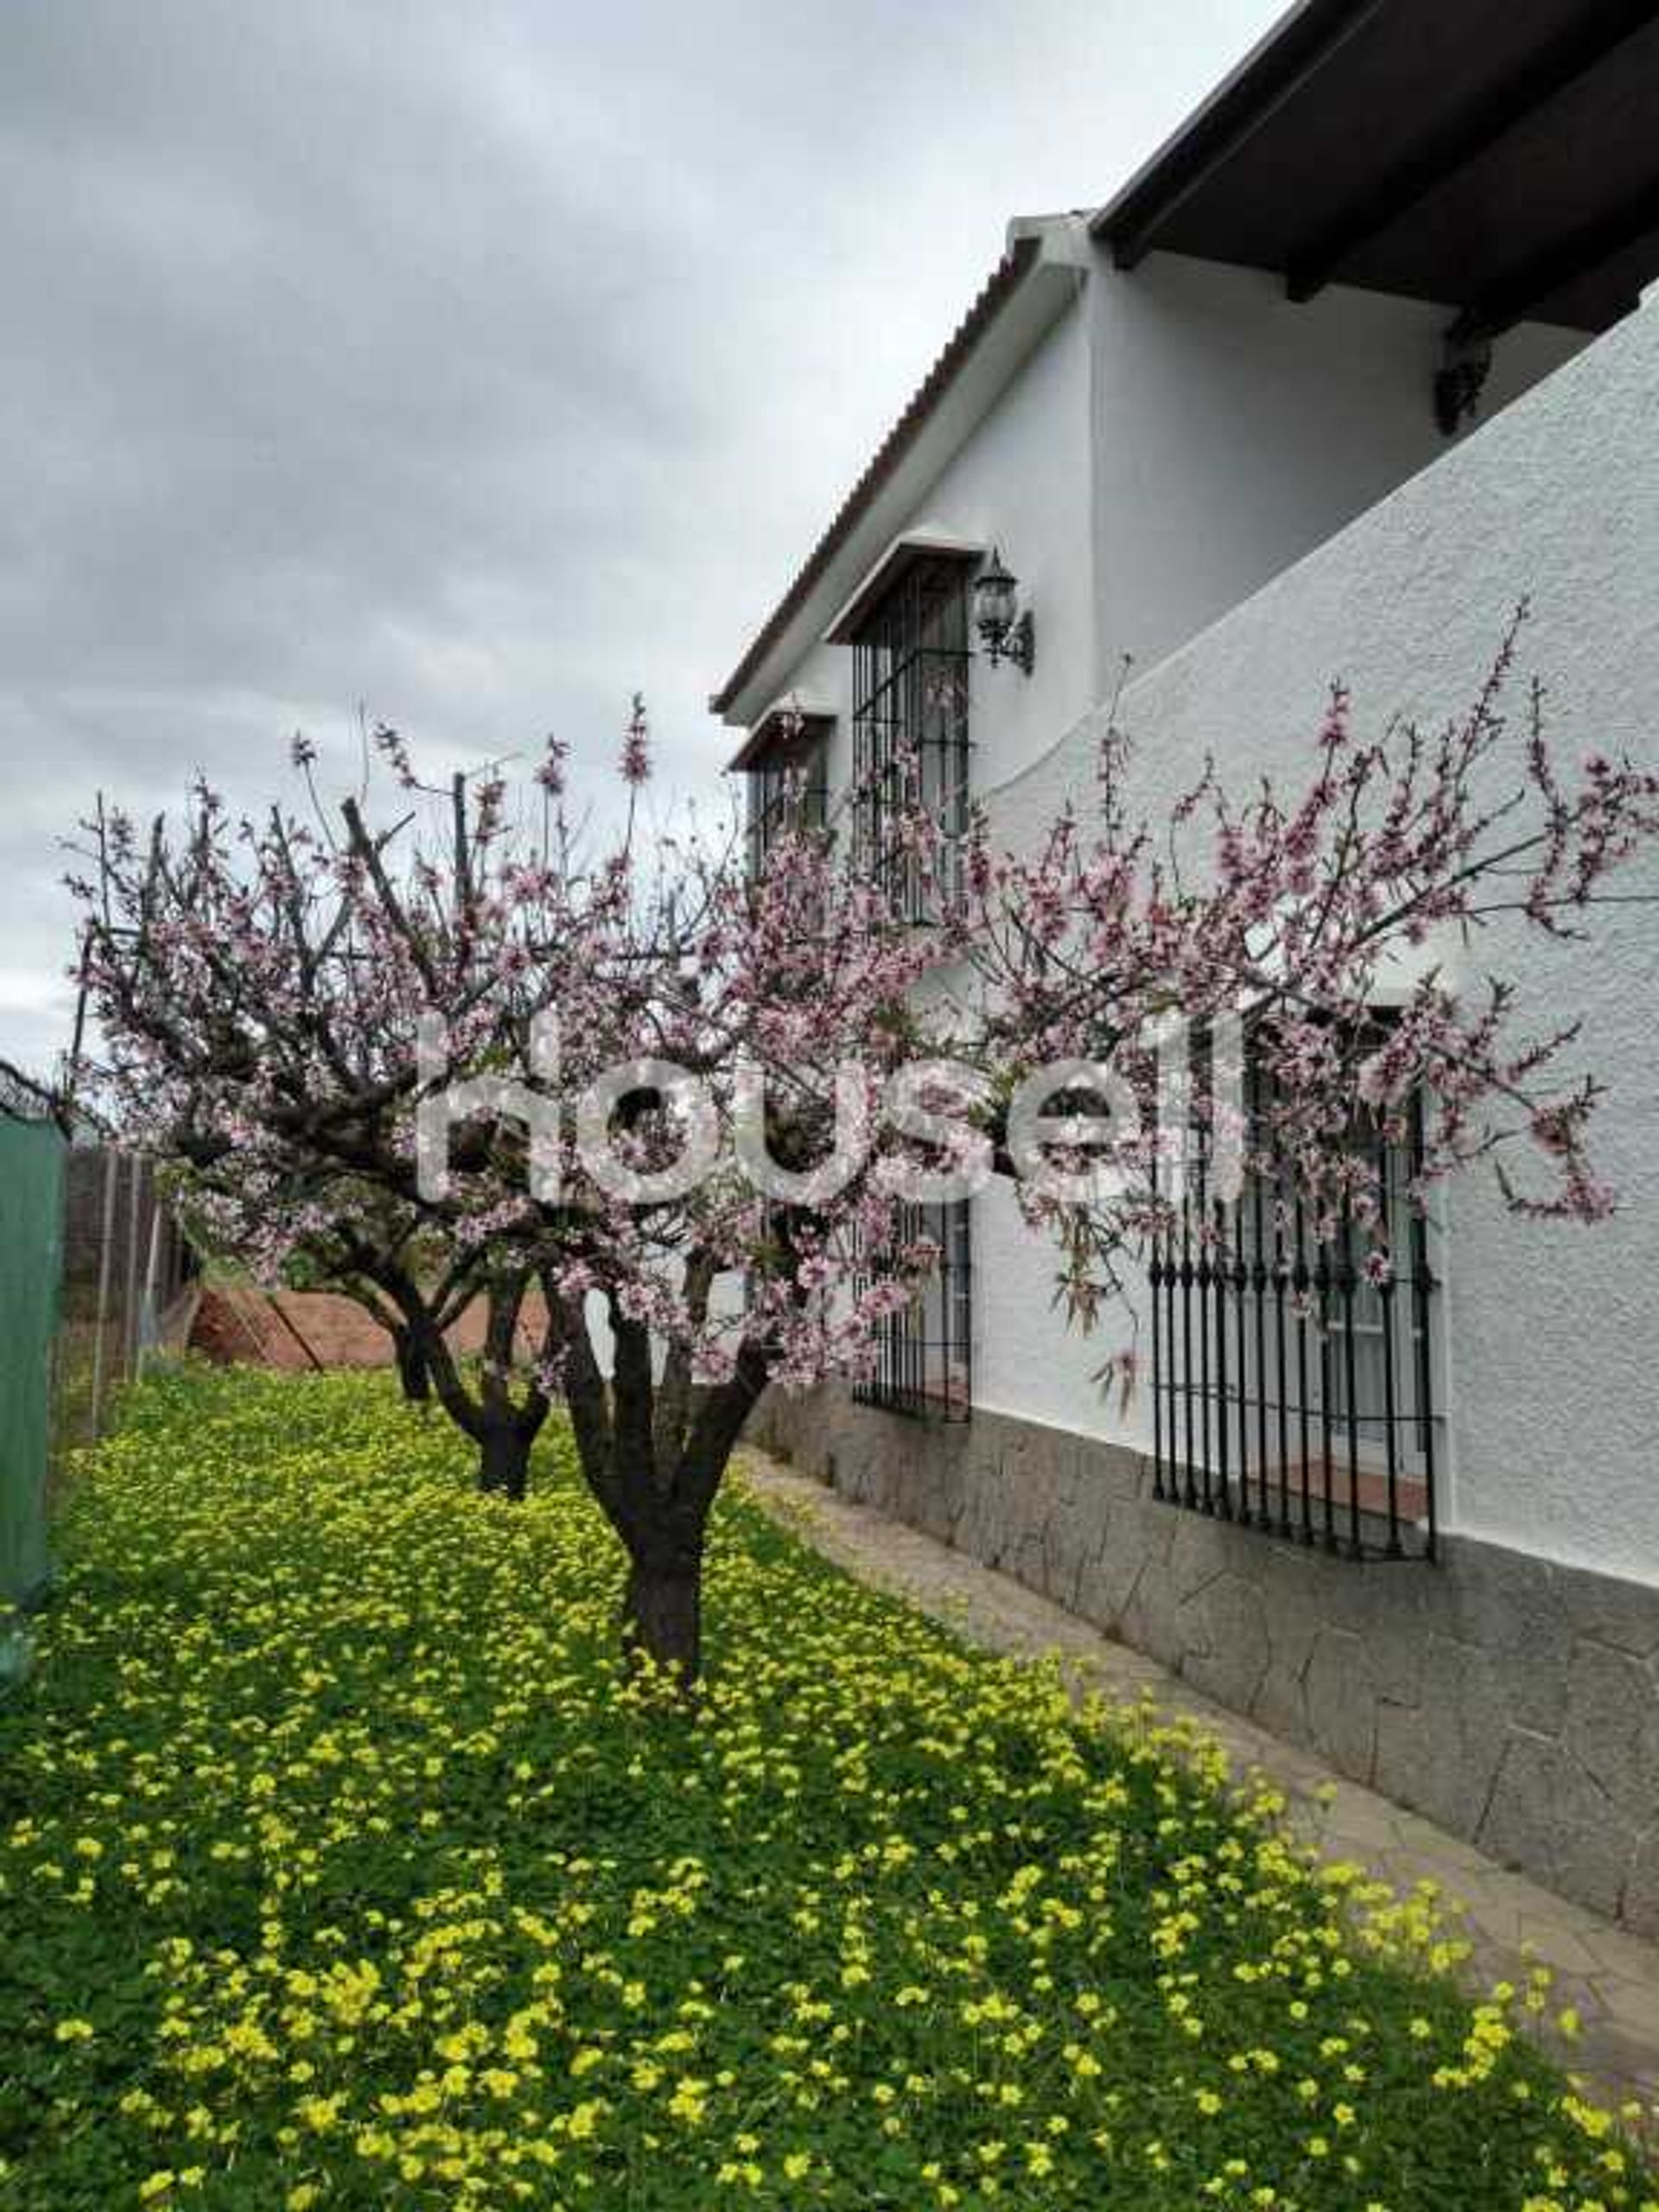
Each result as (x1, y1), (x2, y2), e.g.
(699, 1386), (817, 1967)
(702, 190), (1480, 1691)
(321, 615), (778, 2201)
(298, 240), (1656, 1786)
(746, 724), (830, 876)
(851, 556), (973, 921)
(1148, 1069), (1442, 1560)
(853, 1198), (972, 1422)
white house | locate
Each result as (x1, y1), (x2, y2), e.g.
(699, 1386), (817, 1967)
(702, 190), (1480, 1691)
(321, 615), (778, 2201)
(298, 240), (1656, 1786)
(714, 0), (1659, 1934)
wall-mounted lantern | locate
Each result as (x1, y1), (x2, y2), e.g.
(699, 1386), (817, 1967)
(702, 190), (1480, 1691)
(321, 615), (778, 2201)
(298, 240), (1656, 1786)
(973, 548), (1035, 675)
(1434, 323), (1494, 437)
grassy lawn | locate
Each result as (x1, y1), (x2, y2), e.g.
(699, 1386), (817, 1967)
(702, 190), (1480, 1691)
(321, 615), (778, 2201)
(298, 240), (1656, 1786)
(0, 1367), (1651, 2211)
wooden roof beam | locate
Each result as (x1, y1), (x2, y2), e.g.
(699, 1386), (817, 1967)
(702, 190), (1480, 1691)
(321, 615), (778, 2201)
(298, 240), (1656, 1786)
(1095, 0), (1382, 270)
(1451, 174), (1659, 343)
(1286, 3), (1659, 303)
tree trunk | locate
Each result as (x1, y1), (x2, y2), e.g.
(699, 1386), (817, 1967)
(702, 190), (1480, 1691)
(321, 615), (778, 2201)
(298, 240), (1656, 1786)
(477, 1421), (533, 1502)
(622, 1548), (703, 1685)
(392, 1325), (431, 1404)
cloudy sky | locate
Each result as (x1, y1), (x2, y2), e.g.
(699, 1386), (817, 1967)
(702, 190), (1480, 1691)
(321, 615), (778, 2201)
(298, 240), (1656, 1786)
(2, 0), (1280, 1073)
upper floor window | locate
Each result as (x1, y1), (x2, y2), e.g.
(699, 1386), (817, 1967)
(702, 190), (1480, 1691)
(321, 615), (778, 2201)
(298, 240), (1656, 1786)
(748, 733), (829, 876)
(850, 555), (973, 921)
(736, 709), (833, 878)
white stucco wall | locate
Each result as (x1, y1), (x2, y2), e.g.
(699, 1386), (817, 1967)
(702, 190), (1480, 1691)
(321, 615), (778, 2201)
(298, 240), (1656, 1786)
(898, 283), (1096, 792)
(1089, 254), (1587, 686)
(734, 245), (1587, 808)
(969, 1175), (1133, 1443)
(744, 276), (1117, 1438)
(734, 286), (1097, 808)
(988, 293), (1659, 1585)
(723, 228), (1656, 1579)
(735, 246), (1589, 817)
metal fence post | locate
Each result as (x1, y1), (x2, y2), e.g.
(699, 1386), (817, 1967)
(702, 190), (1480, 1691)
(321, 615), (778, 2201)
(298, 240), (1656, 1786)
(122, 1157), (146, 1385)
(87, 1147), (120, 1442)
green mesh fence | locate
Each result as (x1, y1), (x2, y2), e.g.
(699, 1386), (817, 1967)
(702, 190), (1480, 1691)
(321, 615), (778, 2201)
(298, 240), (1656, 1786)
(0, 1117), (66, 1650)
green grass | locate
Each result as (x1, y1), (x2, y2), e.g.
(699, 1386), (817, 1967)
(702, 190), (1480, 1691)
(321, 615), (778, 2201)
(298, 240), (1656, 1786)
(0, 1364), (1650, 2210)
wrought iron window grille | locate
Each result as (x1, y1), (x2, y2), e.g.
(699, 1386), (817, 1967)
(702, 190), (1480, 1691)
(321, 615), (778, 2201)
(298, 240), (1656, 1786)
(1148, 1075), (1442, 1562)
(746, 733), (830, 877)
(853, 1198), (973, 1422)
(850, 557), (974, 923)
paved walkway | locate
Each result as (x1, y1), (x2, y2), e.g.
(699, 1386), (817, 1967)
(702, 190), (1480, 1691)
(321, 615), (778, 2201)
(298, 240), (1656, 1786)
(739, 1449), (1659, 2120)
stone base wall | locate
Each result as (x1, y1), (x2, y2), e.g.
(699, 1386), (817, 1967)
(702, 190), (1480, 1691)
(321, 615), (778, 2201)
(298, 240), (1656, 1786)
(749, 1387), (1659, 1936)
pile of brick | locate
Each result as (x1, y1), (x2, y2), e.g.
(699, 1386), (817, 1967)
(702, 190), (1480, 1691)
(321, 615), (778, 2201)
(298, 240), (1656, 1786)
(189, 1285), (550, 1370)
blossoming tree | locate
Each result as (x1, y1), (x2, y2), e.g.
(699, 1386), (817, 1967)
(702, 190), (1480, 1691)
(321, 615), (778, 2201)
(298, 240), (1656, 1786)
(73, 635), (1659, 1679)
(961, 621), (1659, 1335)
(73, 708), (957, 1672)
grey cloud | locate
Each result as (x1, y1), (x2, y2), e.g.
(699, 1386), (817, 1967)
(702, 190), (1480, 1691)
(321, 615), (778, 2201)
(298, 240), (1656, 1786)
(0, 0), (1280, 1071)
